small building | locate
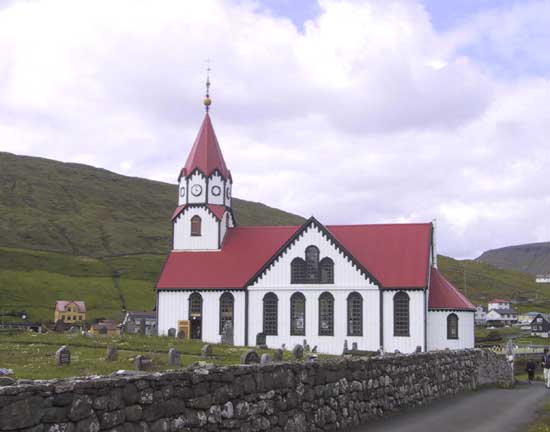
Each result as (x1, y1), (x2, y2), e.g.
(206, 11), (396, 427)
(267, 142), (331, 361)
(90, 320), (120, 336)
(518, 311), (541, 324)
(530, 314), (550, 337)
(54, 301), (86, 324)
(488, 299), (511, 311)
(486, 308), (518, 326)
(474, 305), (487, 326)
(536, 275), (550, 284)
(122, 311), (157, 335)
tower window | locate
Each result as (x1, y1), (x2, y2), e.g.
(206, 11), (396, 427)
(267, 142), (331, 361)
(393, 291), (410, 337)
(447, 313), (459, 339)
(191, 215), (202, 236)
(263, 293), (278, 335)
(318, 292), (334, 336)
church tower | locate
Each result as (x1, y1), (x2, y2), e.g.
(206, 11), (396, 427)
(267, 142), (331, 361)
(172, 74), (235, 250)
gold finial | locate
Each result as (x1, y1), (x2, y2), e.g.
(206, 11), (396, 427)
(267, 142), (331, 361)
(204, 63), (212, 112)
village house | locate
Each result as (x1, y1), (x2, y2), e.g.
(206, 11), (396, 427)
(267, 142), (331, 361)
(530, 313), (550, 338)
(488, 298), (511, 311)
(474, 305), (487, 326)
(486, 308), (518, 326)
(155, 88), (476, 355)
(54, 301), (86, 324)
(122, 311), (157, 335)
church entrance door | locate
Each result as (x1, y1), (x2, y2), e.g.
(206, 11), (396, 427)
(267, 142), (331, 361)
(188, 293), (203, 340)
(190, 317), (202, 339)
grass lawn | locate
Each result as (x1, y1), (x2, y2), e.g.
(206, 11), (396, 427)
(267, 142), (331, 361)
(527, 401), (550, 432)
(0, 332), (305, 380)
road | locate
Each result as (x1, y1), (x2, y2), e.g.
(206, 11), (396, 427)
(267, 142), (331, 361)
(351, 382), (550, 432)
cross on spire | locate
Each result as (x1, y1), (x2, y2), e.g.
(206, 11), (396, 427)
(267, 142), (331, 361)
(204, 61), (212, 112)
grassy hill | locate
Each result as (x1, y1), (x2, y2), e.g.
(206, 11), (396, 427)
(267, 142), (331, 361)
(0, 152), (305, 257)
(477, 242), (550, 276)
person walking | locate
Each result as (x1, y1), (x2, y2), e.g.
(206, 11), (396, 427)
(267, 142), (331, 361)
(541, 348), (550, 388)
(526, 359), (536, 384)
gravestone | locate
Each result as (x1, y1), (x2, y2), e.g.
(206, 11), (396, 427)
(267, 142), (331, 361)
(105, 344), (117, 361)
(343, 340), (349, 354)
(221, 321), (234, 345)
(292, 344), (304, 360)
(167, 328), (176, 338)
(304, 344), (311, 352)
(201, 344), (213, 359)
(415, 345), (422, 353)
(352, 342), (358, 351)
(302, 339), (307, 347)
(69, 326), (79, 333)
(168, 348), (181, 366)
(240, 350), (260, 364)
(256, 332), (267, 349)
(312, 346), (317, 353)
(56, 346), (71, 366)
(378, 347), (384, 357)
(177, 330), (186, 339)
(134, 355), (152, 371)
(273, 348), (283, 362)
(260, 353), (272, 366)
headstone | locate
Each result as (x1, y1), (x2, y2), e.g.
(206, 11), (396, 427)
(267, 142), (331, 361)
(343, 340), (349, 354)
(105, 344), (118, 361)
(415, 345), (422, 353)
(201, 344), (213, 359)
(281, 344), (286, 350)
(56, 346), (71, 365)
(167, 328), (176, 337)
(394, 349), (401, 355)
(302, 339), (307, 347)
(134, 355), (152, 371)
(273, 349), (284, 362)
(70, 326), (79, 333)
(292, 344), (304, 360)
(221, 321), (234, 345)
(378, 347), (384, 357)
(168, 348), (181, 366)
(260, 353), (272, 366)
(177, 330), (186, 339)
(352, 342), (358, 351)
(304, 344), (311, 352)
(240, 350), (260, 364)
(256, 332), (267, 349)
(312, 346), (317, 353)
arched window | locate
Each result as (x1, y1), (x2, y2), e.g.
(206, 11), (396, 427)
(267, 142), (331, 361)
(393, 291), (410, 337)
(263, 293), (278, 335)
(219, 292), (234, 334)
(318, 292), (334, 336)
(305, 246), (320, 282)
(291, 258), (306, 284)
(290, 292), (306, 335)
(191, 215), (202, 236)
(447, 313), (459, 340)
(189, 293), (202, 319)
(319, 258), (334, 284)
(347, 292), (363, 336)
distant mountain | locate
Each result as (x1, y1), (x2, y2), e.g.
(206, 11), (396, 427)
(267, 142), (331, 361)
(0, 152), (305, 257)
(477, 242), (550, 276)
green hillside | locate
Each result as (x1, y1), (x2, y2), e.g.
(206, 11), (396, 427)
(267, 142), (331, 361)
(477, 242), (550, 275)
(0, 152), (305, 257)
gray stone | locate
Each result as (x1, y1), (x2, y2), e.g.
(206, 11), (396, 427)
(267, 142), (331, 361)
(312, 346), (317, 353)
(134, 355), (152, 371)
(106, 344), (118, 361)
(343, 340), (349, 354)
(201, 344), (213, 359)
(167, 328), (176, 337)
(0, 368), (13, 376)
(0, 377), (15, 386)
(221, 321), (234, 345)
(168, 348), (181, 366)
(240, 349), (260, 364)
(69, 394), (93, 422)
(292, 344), (304, 360)
(352, 342), (358, 351)
(260, 353), (272, 365)
(55, 346), (71, 366)
(0, 396), (44, 429)
(75, 414), (100, 432)
(416, 345), (422, 353)
(256, 332), (267, 348)
(273, 349), (284, 362)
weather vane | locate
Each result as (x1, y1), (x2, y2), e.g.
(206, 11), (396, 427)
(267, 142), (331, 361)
(204, 60), (212, 112)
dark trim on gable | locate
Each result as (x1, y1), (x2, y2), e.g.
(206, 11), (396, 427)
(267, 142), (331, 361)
(245, 216), (383, 289)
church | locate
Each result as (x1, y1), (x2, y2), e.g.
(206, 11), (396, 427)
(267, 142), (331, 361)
(155, 84), (475, 355)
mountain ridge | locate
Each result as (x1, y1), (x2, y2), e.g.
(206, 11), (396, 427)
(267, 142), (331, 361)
(477, 242), (550, 275)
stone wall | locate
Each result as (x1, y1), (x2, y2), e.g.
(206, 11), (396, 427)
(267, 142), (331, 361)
(0, 349), (512, 432)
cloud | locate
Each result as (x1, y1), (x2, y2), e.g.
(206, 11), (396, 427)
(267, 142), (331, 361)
(0, 0), (549, 259)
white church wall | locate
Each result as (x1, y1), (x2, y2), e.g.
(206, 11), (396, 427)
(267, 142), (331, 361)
(187, 172), (207, 204)
(427, 311), (475, 351)
(173, 207), (219, 250)
(157, 290), (246, 346)
(248, 288), (380, 355)
(382, 290), (425, 353)
(208, 173), (225, 206)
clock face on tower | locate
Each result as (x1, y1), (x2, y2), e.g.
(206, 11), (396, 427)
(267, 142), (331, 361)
(191, 184), (203, 197)
(211, 186), (221, 196)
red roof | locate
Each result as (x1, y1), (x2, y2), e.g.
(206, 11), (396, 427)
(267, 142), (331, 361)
(182, 113), (230, 179)
(171, 204), (226, 221)
(55, 300), (86, 312)
(156, 220), (434, 290)
(489, 298), (509, 303)
(428, 267), (475, 311)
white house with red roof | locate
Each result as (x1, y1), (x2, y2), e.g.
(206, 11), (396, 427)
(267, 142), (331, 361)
(155, 92), (475, 355)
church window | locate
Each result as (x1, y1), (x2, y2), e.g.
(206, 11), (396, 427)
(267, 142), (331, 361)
(290, 292), (306, 335)
(189, 293), (202, 319)
(447, 313), (459, 339)
(393, 291), (410, 337)
(263, 293), (278, 335)
(219, 292), (234, 334)
(191, 216), (202, 236)
(318, 292), (334, 336)
(291, 258), (306, 284)
(305, 246), (320, 282)
(347, 292), (363, 336)
(319, 258), (334, 284)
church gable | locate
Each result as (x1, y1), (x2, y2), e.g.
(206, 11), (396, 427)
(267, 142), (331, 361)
(249, 218), (379, 289)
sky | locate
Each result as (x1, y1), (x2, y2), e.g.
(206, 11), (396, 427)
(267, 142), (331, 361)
(1, 0), (549, 259)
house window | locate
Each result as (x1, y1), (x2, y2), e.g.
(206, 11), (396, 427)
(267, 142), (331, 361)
(290, 292), (306, 335)
(393, 291), (410, 337)
(189, 293), (202, 319)
(305, 246), (320, 282)
(291, 258), (306, 284)
(347, 292), (363, 336)
(219, 292), (234, 334)
(191, 215), (202, 236)
(263, 293), (278, 335)
(319, 258), (334, 284)
(447, 313), (459, 339)
(319, 292), (334, 336)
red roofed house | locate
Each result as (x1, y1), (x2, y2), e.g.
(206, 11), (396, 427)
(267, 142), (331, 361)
(155, 93), (475, 354)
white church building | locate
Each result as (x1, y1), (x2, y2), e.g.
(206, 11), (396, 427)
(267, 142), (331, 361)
(156, 93), (475, 355)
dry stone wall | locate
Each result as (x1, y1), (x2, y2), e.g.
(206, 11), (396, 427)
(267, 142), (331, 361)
(0, 349), (512, 432)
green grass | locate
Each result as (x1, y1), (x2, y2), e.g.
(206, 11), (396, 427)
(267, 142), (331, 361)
(528, 401), (550, 432)
(0, 332), (315, 380)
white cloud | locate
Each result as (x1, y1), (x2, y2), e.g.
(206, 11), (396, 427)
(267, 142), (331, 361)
(0, 0), (549, 259)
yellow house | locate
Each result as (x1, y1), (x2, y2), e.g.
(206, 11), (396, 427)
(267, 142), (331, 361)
(55, 300), (86, 323)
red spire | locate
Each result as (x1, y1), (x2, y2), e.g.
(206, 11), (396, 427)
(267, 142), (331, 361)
(182, 113), (230, 179)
